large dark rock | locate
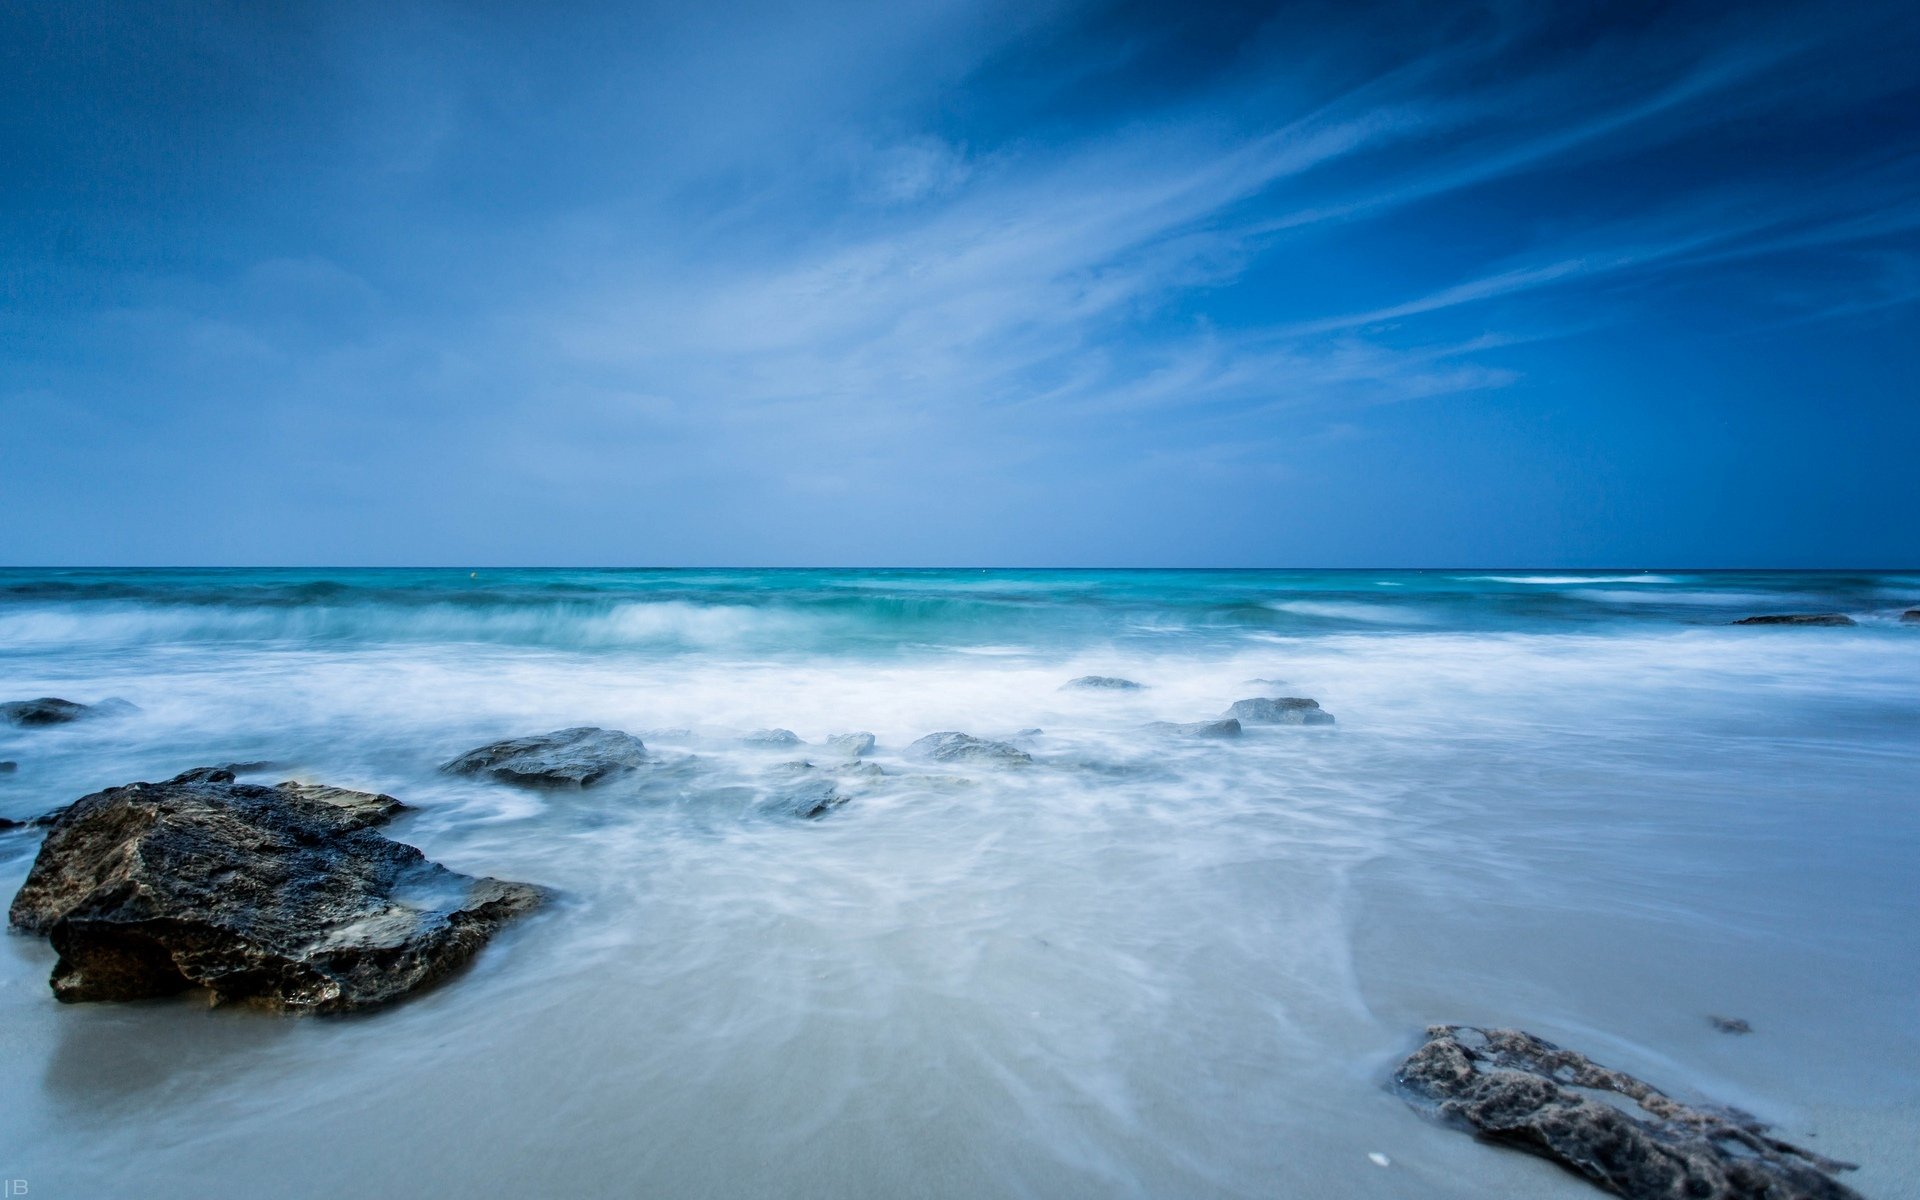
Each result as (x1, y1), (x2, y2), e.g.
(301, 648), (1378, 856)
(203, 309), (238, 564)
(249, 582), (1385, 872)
(0, 761), (16, 774)
(441, 726), (649, 787)
(908, 732), (1033, 766)
(1144, 718), (1242, 739)
(1063, 676), (1144, 691)
(1732, 613), (1855, 627)
(1901, 609), (1920, 623)
(1223, 696), (1335, 725)
(1394, 1025), (1861, 1200)
(8, 769), (542, 1013)
(1, 697), (136, 727)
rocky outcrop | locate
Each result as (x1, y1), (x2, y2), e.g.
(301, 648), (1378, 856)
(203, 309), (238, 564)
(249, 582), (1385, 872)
(824, 731), (876, 758)
(1732, 614), (1855, 626)
(908, 732), (1032, 766)
(1394, 1025), (1861, 1200)
(8, 769), (542, 1013)
(1223, 697), (1335, 725)
(1144, 718), (1242, 739)
(741, 728), (803, 748)
(1, 697), (137, 727)
(1063, 676), (1144, 690)
(441, 727), (649, 787)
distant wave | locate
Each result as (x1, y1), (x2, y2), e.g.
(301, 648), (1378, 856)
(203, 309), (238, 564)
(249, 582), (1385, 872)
(1464, 575), (1677, 585)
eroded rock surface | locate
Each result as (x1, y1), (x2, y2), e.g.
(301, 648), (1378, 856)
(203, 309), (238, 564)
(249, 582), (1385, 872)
(1394, 1025), (1861, 1200)
(441, 727), (649, 787)
(908, 732), (1033, 766)
(8, 769), (542, 1013)
(1223, 696), (1335, 725)
(1063, 676), (1143, 690)
(276, 781), (410, 829)
(1732, 613), (1855, 626)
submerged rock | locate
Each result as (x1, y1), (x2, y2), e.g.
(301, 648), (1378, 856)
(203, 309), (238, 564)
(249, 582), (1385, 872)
(1902, 609), (1920, 623)
(1709, 1015), (1752, 1035)
(1063, 676), (1144, 691)
(1144, 718), (1242, 739)
(1394, 1025), (1861, 1200)
(762, 766), (849, 819)
(1, 697), (136, 727)
(8, 769), (542, 1013)
(441, 727), (649, 787)
(1732, 613), (1855, 626)
(741, 728), (803, 748)
(824, 731), (876, 758)
(0, 761), (16, 774)
(1223, 697), (1335, 725)
(908, 732), (1033, 766)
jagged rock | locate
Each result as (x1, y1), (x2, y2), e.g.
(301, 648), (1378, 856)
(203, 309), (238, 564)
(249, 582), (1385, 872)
(441, 727), (649, 787)
(1394, 1025), (1861, 1200)
(741, 728), (803, 748)
(1063, 676), (1144, 690)
(1732, 614), (1855, 627)
(8, 769), (542, 1013)
(908, 732), (1033, 766)
(1144, 718), (1242, 739)
(1224, 697), (1335, 725)
(1, 697), (137, 727)
(824, 731), (876, 757)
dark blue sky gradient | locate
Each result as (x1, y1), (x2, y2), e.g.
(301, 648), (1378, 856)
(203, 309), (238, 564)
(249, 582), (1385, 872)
(2, 0), (1916, 565)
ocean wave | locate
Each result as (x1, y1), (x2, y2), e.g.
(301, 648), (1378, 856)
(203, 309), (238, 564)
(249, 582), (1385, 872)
(1463, 574), (1678, 585)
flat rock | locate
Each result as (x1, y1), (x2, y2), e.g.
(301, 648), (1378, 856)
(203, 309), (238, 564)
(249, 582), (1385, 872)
(441, 726), (649, 787)
(1394, 1025), (1861, 1200)
(908, 732), (1033, 766)
(1732, 613), (1855, 626)
(1062, 676), (1144, 690)
(1145, 718), (1242, 739)
(824, 731), (876, 757)
(741, 728), (803, 748)
(8, 769), (543, 1013)
(1223, 696), (1335, 725)
(276, 781), (410, 829)
(1, 697), (136, 727)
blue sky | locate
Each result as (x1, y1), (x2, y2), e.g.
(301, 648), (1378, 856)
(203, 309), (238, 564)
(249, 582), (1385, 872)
(2, 0), (1916, 566)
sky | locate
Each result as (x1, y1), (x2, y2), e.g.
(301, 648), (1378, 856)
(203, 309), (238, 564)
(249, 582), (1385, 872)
(1, 0), (1916, 567)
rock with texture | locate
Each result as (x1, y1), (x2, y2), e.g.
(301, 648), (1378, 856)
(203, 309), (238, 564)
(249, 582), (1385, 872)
(8, 769), (542, 1012)
(1732, 613), (1855, 626)
(824, 731), (876, 757)
(1144, 718), (1242, 739)
(1063, 676), (1144, 690)
(1, 697), (136, 727)
(1223, 696), (1335, 725)
(1394, 1025), (1861, 1200)
(275, 781), (409, 828)
(741, 728), (803, 748)
(908, 732), (1033, 766)
(441, 727), (649, 787)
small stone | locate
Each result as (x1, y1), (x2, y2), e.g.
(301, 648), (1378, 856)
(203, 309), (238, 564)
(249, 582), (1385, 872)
(1144, 719), (1242, 739)
(1710, 1015), (1752, 1034)
(441, 727), (650, 787)
(741, 728), (803, 748)
(1223, 697), (1335, 725)
(824, 731), (876, 758)
(1902, 609), (1920, 623)
(1062, 676), (1144, 690)
(908, 732), (1032, 766)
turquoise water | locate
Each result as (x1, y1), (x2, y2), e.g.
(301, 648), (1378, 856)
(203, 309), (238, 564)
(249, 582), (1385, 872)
(2, 569), (1917, 1197)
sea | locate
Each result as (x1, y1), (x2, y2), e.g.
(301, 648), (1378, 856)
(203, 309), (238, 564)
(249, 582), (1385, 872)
(1, 568), (1916, 1198)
